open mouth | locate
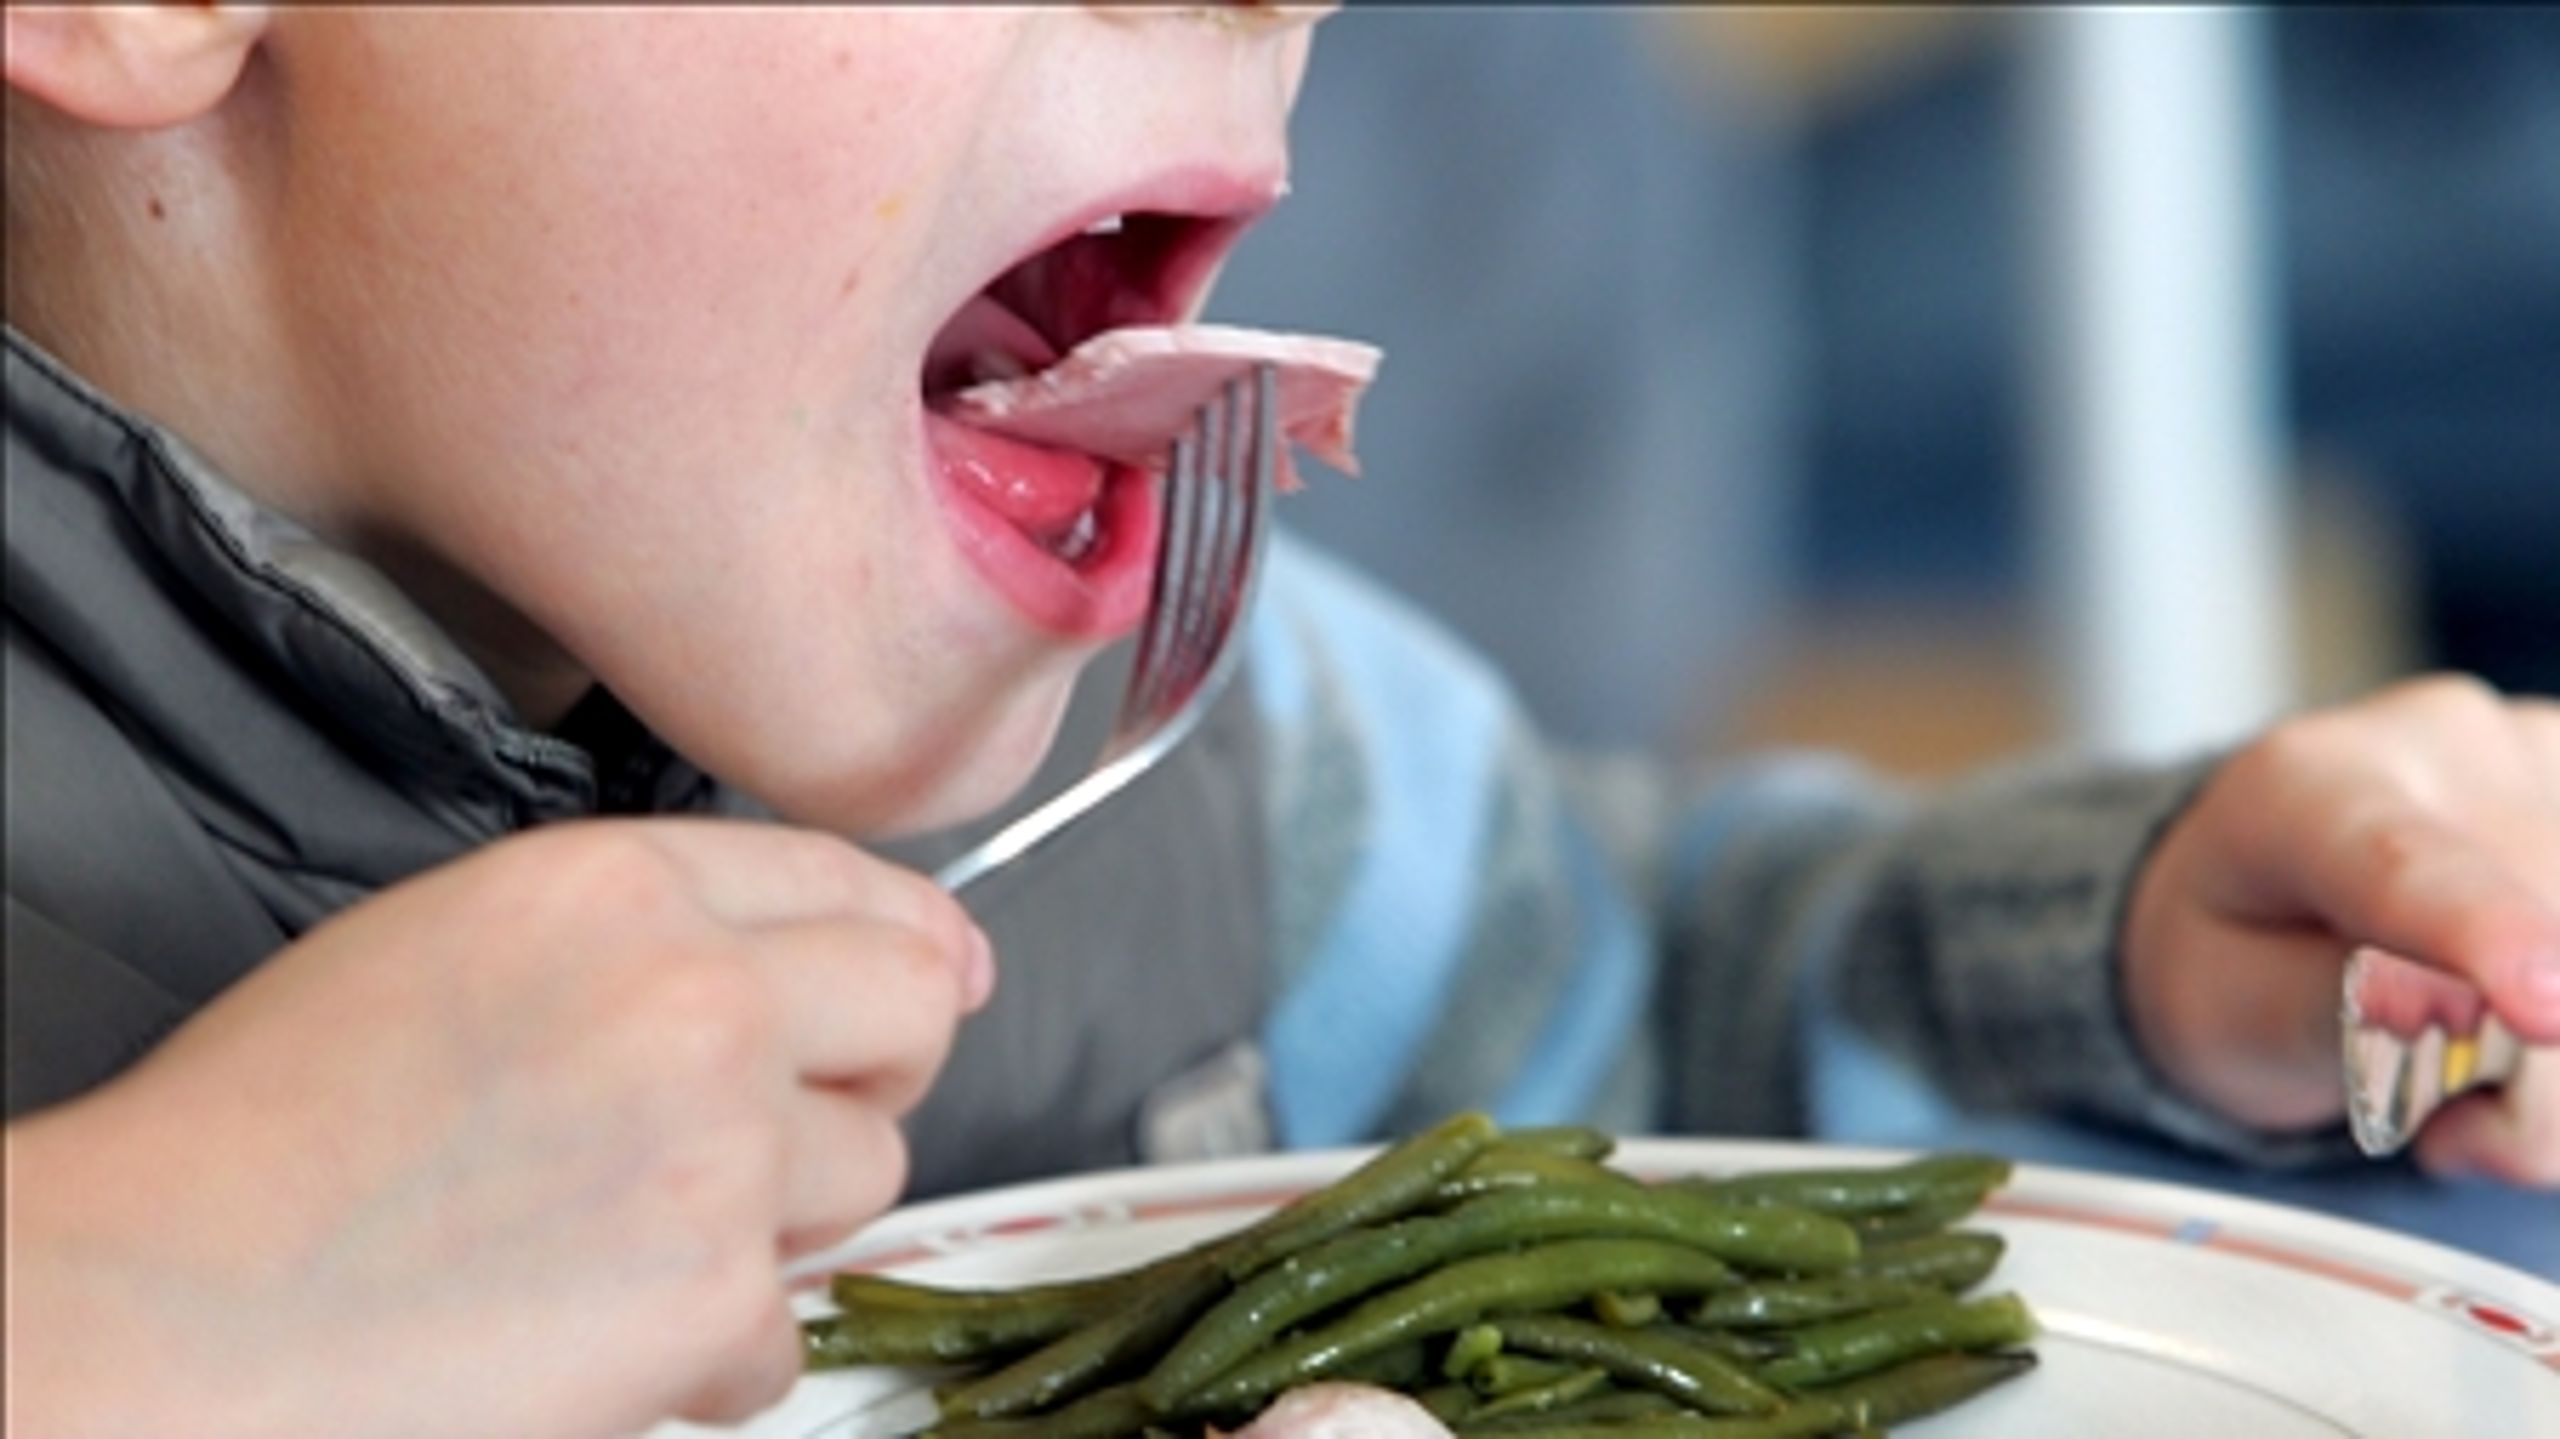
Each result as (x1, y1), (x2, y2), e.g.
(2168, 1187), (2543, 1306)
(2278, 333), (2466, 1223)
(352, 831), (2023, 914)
(922, 209), (1248, 634)
(925, 212), (1240, 399)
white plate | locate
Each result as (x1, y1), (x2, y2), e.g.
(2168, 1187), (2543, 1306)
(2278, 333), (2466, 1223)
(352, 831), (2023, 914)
(652, 1140), (2560, 1438)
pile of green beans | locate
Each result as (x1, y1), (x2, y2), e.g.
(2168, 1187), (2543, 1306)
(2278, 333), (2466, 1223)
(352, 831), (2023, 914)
(800, 1114), (2039, 1436)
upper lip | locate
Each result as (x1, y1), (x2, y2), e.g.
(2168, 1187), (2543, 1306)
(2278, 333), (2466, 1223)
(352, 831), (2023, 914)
(924, 166), (1280, 392)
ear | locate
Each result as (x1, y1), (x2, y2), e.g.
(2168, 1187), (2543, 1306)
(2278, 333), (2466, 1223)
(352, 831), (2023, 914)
(5, 4), (272, 130)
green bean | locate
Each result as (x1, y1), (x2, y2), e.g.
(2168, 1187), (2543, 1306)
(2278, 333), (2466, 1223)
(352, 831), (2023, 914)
(1653, 1323), (1785, 1365)
(1434, 1148), (1634, 1202)
(1691, 1276), (1943, 1330)
(938, 1113), (1495, 1419)
(1494, 1313), (1783, 1416)
(1453, 1405), (1852, 1439)
(812, 1242), (1206, 1367)
(828, 1267), (1143, 1316)
(1757, 1292), (2036, 1390)
(833, 1113), (1493, 1372)
(1336, 1339), (1435, 1392)
(1808, 1348), (2039, 1426)
(1182, 1239), (1739, 1415)
(1851, 1186), (1994, 1245)
(800, 1314), (959, 1371)
(817, 1221), (1253, 1373)
(1226, 1109), (1500, 1278)
(924, 1380), (1149, 1439)
(1680, 1153), (2012, 1217)
(1445, 1323), (1505, 1380)
(1839, 1230), (2005, 1291)
(1495, 1126), (1618, 1163)
(1470, 1353), (1583, 1397)
(802, 1292), (1108, 1369)
(1141, 1183), (1854, 1409)
(1459, 1388), (1683, 1431)
(935, 1257), (1228, 1419)
(1465, 1365), (1611, 1423)
(1417, 1381), (1481, 1424)
(1592, 1290), (1660, 1328)
(1535, 1388), (1686, 1424)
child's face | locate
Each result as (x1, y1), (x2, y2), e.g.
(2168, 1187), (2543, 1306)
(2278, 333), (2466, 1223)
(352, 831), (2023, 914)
(256, 7), (1318, 833)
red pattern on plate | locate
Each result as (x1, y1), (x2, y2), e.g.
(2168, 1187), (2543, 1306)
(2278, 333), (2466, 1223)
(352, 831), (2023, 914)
(2416, 1286), (2560, 1368)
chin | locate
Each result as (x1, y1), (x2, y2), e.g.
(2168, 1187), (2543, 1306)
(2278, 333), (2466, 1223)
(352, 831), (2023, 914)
(892, 711), (1068, 835)
(752, 668), (1079, 840)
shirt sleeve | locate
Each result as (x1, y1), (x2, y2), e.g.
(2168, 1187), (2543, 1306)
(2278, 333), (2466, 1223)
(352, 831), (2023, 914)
(1612, 749), (2355, 1167)
(1247, 533), (2352, 1167)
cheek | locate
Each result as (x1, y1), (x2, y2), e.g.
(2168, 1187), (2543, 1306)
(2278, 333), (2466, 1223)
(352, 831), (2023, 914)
(276, 14), (991, 648)
(272, 11), (1083, 832)
(283, 11), (1006, 517)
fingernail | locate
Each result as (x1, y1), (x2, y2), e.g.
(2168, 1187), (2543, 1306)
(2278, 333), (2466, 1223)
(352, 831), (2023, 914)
(960, 924), (997, 1013)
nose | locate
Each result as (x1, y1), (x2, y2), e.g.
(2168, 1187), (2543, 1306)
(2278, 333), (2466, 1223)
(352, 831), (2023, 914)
(1259, 2), (1344, 31)
(1085, 2), (1339, 36)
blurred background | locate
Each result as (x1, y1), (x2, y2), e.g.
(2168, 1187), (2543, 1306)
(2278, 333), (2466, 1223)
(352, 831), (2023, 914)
(1209, 5), (2559, 778)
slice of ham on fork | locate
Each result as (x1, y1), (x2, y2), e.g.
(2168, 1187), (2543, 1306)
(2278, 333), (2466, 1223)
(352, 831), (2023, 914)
(1217, 1382), (1455, 1439)
(946, 323), (1382, 491)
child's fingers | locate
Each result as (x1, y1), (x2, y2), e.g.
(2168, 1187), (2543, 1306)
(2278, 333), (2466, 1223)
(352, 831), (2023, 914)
(2413, 1049), (2560, 1189)
(2346, 944), (2495, 1039)
(2295, 810), (2560, 1045)
(628, 818), (992, 1008)
(778, 1089), (910, 1259)
(756, 916), (969, 1109)
(2524, 699), (2560, 794)
(639, 817), (976, 943)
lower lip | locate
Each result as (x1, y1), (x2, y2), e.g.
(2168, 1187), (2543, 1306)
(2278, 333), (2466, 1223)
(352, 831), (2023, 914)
(924, 411), (1159, 639)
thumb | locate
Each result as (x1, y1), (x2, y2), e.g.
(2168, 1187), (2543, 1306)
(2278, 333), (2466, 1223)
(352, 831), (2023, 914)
(2412, 1051), (2560, 1188)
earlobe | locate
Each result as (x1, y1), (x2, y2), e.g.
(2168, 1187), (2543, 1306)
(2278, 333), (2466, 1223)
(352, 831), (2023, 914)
(4, 4), (272, 130)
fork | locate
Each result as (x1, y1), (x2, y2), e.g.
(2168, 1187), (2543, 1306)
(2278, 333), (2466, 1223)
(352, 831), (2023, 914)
(2340, 945), (2528, 1157)
(934, 363), (1278, 894)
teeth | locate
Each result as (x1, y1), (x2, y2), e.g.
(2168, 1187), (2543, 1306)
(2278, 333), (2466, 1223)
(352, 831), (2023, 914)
(1049, 507), (1101, 565)
(1082, 213), (1126, 237)
(966, 349), (1032, 386)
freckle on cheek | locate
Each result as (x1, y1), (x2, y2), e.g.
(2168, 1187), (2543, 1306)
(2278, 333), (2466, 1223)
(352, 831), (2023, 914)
(147, 195), (166, 221)
(838, 265), (862, 302)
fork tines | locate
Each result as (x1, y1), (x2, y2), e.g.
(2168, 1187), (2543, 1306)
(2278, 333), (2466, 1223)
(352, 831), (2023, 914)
(1123, 364), (1276, 730)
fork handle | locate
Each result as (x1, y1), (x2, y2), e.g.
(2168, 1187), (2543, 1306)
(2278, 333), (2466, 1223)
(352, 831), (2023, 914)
(2340, 946), (2528, 1157)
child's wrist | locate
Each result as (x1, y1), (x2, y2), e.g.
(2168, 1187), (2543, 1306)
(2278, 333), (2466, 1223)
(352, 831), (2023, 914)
(5, 1095), (309, 1439)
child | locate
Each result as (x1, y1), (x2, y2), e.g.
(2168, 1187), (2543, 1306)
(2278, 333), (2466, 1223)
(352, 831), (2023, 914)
(5, 7), (2551, 1436)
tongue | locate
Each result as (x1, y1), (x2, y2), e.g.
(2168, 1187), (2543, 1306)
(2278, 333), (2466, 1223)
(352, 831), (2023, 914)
(928, 412), (1104, 539)
(941, 323), (1382, 491)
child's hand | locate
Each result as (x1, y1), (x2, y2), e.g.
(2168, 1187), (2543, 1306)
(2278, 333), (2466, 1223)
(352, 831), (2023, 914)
(2122, 676), (2560, 1184)
(5, 819), (988, 1437)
